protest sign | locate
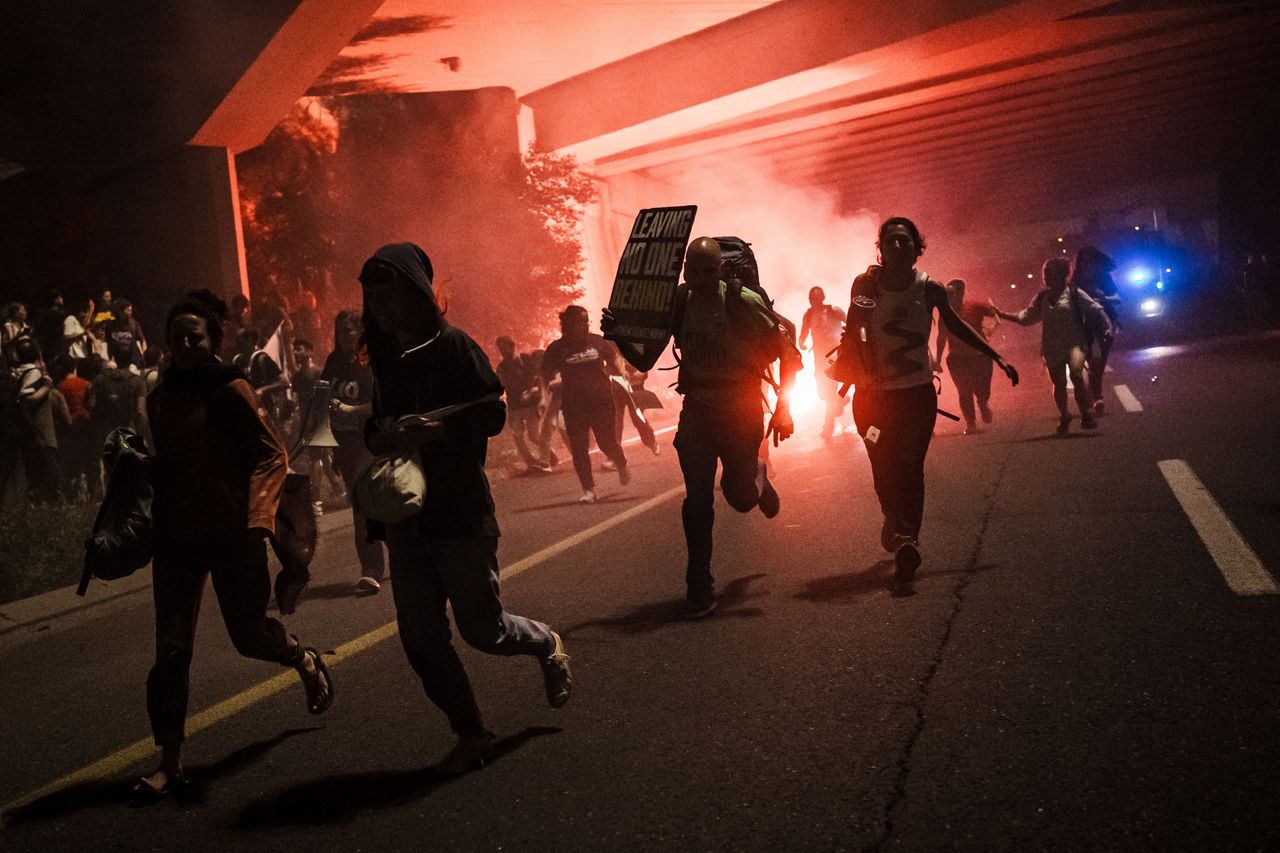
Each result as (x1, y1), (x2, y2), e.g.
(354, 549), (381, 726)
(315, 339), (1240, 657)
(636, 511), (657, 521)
(604, 205), (696, 344)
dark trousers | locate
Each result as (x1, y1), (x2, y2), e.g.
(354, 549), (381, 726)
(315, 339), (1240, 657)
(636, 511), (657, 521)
(333, 436), (387, 580)
(673, 399), (764, 597)
(946, 354), (993, 425)
(851, 383), (938, 540)
(147, 533), (302, 745)
(563, 401), (627, 490)
(385, 524), (554, 737)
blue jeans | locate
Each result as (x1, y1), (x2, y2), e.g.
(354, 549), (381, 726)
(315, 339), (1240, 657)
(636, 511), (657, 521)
(386, 524), (554, 736)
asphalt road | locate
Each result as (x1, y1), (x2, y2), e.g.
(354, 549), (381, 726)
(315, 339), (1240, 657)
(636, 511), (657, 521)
(3, 332), (1279, 852)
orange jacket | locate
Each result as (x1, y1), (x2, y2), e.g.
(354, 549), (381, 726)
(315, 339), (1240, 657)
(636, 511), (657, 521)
(147, 367), (287, 541)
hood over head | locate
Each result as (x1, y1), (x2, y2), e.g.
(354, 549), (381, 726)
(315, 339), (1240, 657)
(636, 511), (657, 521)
(360, 242), (435, 298)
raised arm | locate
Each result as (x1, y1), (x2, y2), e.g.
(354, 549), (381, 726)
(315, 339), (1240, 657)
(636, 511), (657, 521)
(928, 282), (1019, 386)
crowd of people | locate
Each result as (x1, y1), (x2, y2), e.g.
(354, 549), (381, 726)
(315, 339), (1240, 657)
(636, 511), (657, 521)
(1, 217), (1174, 790)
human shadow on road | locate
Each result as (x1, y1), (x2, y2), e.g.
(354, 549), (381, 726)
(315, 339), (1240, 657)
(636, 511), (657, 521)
(560, 573), (768, 637)
(797, 562), (997, 603)
(3, 726), (322, 825)
(511, 494), (641, 513)
(233, 726), (561, 828)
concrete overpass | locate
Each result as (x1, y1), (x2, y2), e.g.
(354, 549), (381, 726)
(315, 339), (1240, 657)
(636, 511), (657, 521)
(3, 0), (1277, 320)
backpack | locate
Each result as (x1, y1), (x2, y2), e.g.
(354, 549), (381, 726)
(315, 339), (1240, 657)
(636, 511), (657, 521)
(92, 369), (136, 428)
(78, 428), (154, 593)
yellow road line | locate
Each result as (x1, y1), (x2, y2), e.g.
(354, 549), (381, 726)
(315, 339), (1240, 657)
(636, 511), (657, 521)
(3, 485), (683, 818)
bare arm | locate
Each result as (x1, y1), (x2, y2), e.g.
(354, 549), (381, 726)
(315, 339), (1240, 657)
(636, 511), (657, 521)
(928, 283), (1019, 386)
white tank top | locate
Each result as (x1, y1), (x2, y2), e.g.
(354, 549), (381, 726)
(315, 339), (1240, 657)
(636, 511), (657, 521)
(850, 267), (935, 391)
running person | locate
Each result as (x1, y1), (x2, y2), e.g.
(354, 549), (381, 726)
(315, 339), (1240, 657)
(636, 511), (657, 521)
(799, 286), (848, 441)
(993, 257), (1111, 434)
(834, 218), (1018, 593)
(541, 305), (630, 503)
(604, 236), (802, 616)
(934, 278), (1000, 435)
(1070, 246), (1121, 414)
(359, 242), (572, 775)
(137, 289), (332, 800)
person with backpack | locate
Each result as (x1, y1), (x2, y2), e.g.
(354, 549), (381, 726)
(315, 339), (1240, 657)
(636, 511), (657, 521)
(135, 289), (332, 800)
(495, 335), (556, 473)
(604, 236), (802, 617)
(87, 344), (150, 452)
(232, 325), (289, 424)
(10, 337), (64, 505)
(359, 242), (573, 775)
(1071, 246), (1121, 414)
(799, 286), (849, 442)
(993, 256), (1111, 434)
(831, 218), (1019, 594)
(541, 305), (631, 503)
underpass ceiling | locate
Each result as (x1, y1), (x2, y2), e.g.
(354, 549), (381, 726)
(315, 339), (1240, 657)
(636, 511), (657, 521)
(353, 0), (1279, 223)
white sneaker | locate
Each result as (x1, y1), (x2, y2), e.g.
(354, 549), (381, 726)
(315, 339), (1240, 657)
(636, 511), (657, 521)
(579, 490), (598, 504)
(601, 459), (617, 472)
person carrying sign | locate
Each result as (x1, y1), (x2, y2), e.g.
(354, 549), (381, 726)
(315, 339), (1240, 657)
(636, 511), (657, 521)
(603, 236), (801, 617)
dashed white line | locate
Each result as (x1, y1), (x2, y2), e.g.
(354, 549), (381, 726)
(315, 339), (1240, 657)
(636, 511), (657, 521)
(1113, 384), (1144, 412)
(1158, 459), (1277, 596)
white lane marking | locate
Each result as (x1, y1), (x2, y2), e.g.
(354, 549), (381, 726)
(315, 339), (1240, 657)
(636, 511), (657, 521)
(1158, 459), (1277, 596)
(1113, 384), (1144, 412)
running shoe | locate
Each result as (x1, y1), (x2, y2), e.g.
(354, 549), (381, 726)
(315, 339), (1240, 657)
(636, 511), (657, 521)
(1056, 413), (1073, 435)
(540, 630), (573, 709)
(601, 459), (617, 472)
(1081, 411), (1098, 429)
(355, 576), (381, 595)
(1093, 400), (1107, 416)
(579, 490), (598, 504)
(685, 591), (717, 618)
(757, 462), (780, 518)
(893, 537), (921, 592)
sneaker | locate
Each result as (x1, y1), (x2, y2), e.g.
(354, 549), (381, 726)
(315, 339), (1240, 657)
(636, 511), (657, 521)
(1093, 399), (1107, 416)
(979, 403), (993, 424)
(617, 464), (632, 486)
(355, 576), (381, 595)
(893, 537), (921, 592)
(1081, 411), (1098, 429)
(685, 592), (717, 618)
(540, 630), (573, 709)
(579, 489), (598, 504)
(757, 462), (780, 519)
(962, 421), (980, 436)
(1056, 413), (1073, 435)
(435, 732), (497, 776)
(531, 461), (554, 474)
(601, 459), (617, 472)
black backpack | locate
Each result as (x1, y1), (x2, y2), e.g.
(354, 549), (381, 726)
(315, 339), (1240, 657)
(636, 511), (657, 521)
(713, 236), (772, 309)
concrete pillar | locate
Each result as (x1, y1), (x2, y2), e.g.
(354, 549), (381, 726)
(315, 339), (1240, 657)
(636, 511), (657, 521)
(93, 146), (248, 338)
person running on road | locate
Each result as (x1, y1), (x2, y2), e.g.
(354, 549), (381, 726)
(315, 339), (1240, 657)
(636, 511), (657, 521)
(495, 335), (556, 473)
(799, 285), (848, 441)
(137, 289), (332, 800)
(320, 311), (386, 593)
(541, 305), (631, 503)
(359, 242), (572, 775)
(1071, 245), (1121, 414)
(934, 278), (1000, 435)
(993, 257), (1111, 434)
(604, 236), (802, 616)
(832, 218), (1019, 593)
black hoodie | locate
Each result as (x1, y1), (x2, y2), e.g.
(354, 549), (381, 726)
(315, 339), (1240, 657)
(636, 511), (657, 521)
(362, 243), (507, 540)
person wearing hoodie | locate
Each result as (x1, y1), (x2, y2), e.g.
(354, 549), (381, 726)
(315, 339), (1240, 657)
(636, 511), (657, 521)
(359, 242), (573, 776)
(134, 289), (332, 800)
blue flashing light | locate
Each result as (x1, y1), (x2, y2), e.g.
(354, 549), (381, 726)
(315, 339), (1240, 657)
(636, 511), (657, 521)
(1128, 267), (1150, 284)
(1155, 281), (1164, 290)
(1140, 298), (1161, 316)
